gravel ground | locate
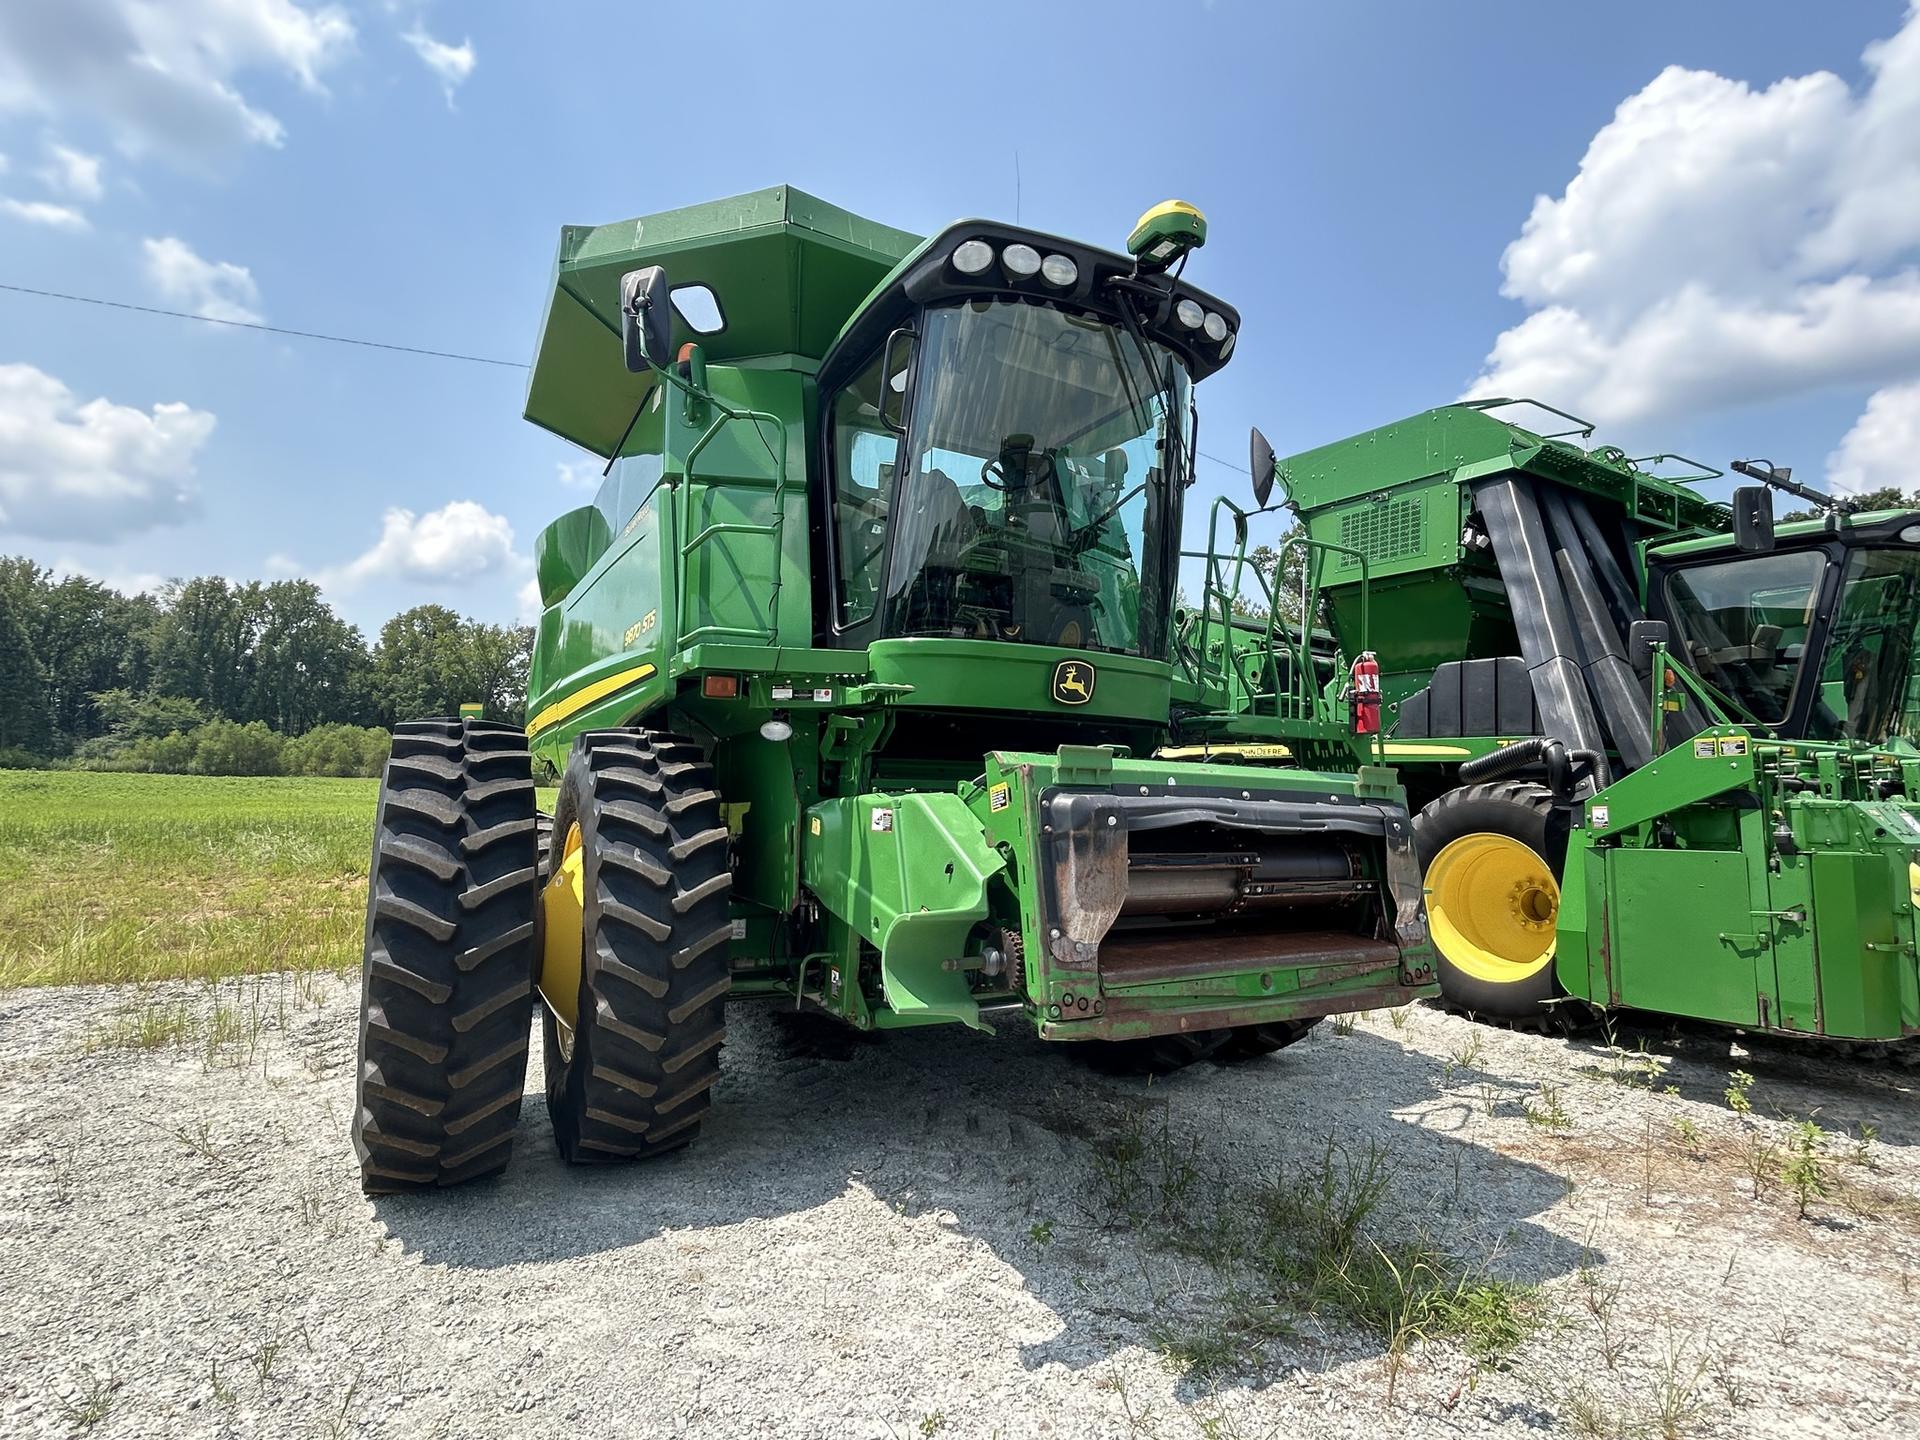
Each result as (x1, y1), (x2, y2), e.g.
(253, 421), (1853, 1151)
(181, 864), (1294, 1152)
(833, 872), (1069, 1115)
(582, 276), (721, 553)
(2, 976), (1916, 1439)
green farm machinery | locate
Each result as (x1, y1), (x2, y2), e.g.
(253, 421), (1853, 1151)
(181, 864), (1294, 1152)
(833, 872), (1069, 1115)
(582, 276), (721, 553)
(1249, 399), (1920, 1059)
(351, 188), (1436, 1191)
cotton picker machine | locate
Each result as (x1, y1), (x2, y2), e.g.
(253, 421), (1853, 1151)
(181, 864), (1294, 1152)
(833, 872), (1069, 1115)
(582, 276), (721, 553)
(351, 188), (1435, 1191)
(1249, 399), (1920, 1061)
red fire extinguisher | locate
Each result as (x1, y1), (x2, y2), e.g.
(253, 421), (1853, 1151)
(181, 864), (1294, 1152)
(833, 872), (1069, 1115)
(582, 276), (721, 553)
(1349, 650), (1382, 736)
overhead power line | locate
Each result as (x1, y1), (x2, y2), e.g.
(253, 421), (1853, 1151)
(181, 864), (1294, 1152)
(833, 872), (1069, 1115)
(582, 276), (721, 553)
(1197, 448), (1250, 476)
(0, 281), (530, 369)
(3, 279), (1261, 473)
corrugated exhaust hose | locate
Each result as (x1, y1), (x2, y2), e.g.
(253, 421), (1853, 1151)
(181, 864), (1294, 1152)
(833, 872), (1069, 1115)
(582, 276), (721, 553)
(1457, 735), (1602, 799)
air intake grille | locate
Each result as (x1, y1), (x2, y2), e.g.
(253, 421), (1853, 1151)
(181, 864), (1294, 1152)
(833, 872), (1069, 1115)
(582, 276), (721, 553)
(1338, 496), (1424, 568)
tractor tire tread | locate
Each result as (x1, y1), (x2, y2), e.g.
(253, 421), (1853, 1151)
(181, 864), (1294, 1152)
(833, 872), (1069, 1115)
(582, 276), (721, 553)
(545, 729), (732, 1165)
(352, 718), (539, 1194)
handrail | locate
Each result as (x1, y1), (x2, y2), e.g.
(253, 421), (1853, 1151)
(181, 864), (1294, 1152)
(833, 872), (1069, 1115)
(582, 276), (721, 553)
(1185, 497), (1378, 755)
(1461, 396), (1597, 441)
(1625, 452), (1724, 485)
(1266, 535), (1374, 755)
(1192, 495), (1255, 688)
(671, 400), (788, 648)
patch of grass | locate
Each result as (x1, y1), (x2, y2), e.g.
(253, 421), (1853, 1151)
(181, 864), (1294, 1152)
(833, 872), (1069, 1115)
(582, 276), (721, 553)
(1648, 1333), (1708, 1439)
(1446, 1032), (1486, 1075)
(1240, 1140), (1534, 1372)
(1330, 1013), (1358, 1037)
(0, 771), (559, 987)
(0, 772), (376, 987)
(1742, 1133), (1781, 1200)
(1523, 1082), (1572, 1132)
(1724, 1069), (1755, 1116)
(1083, 1122), (1539, 1385)
(84, 1000), (197, 1053)
(83, 975), (302, 1070)
(58, 1369), (116, 1430)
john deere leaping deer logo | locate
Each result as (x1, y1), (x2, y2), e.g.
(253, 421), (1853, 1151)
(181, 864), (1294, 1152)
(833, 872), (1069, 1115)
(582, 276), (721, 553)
(1051, 660), (1096, 706)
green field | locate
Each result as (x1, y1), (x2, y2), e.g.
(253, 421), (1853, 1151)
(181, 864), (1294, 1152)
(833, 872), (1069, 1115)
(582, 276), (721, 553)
(0, 772), (555, 989)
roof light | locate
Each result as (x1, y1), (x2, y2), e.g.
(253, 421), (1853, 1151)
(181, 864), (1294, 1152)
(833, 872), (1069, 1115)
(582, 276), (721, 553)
(1040, 253), (1078, 287)
(1902, 524), (1920, 544)
(1175, 299), (1205, 330)
(1003, 243), (1042, 277)
(1203, 311), (1229, 343)
(1218, 330), (1237, 359)
(951, 240), (994, 275)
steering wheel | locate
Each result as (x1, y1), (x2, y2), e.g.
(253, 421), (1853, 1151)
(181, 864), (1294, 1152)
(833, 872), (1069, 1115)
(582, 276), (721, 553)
(979, 456), (1015, 492)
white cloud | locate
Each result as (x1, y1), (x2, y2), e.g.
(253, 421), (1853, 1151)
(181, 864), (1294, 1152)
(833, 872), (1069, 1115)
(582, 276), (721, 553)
(516, 575), (544, 622)
(556, 458), (601, 489)
(319, 500), (524, 591)
(51, 558), (170, 597)
(143, 237), (264, 324)
(38, 141), (103, 200)
(1827, 380), (1920, 495)
(1, 197), (89, 229)
(402, 25), (474, 102)
(0, 363), (212, 541)
(0, 1), (355, 165)
(1467, 5), (1920, 432)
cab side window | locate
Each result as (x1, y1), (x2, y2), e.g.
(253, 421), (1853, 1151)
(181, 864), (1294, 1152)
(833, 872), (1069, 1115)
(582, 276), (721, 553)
(829, 349), (902, 627)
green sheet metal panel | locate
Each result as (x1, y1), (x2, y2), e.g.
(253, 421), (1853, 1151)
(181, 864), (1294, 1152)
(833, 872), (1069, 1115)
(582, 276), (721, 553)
(802, 790), (1007, 1028)
(525, 185), (919, 456)
(1605, 848), (1761, 1024)
(1807, 851), (1905, 1039)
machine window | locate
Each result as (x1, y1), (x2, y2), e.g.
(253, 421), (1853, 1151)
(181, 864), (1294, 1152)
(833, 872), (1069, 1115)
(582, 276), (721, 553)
(828, 348), (903, 626)
(886, 299), (1188, 656)
(1663, 550), (1826, 724)
(1813, 548), (1920, 741)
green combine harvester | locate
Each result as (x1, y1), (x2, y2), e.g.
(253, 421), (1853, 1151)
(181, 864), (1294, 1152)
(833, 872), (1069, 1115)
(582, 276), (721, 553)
(352, 187), (1436, 1192)
(1254, 399), (1920, 1060)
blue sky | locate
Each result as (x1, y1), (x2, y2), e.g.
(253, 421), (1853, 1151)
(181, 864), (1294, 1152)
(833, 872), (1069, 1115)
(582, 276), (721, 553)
(2, 1), (1917, 632)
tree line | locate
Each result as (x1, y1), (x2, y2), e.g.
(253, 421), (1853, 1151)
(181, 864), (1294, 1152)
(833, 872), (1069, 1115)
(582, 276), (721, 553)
(0, 557), (530, 775)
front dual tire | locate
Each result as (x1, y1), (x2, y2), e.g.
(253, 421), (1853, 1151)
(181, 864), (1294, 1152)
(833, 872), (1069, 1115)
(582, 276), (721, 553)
(539, 731), (734, 1162)
(352, 723), (732, 1193)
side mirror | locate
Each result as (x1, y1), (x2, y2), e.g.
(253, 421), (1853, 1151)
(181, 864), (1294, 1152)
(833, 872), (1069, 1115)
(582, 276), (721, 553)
(619, 266), (673, 373)
(1628, 619), (1670, 673)
(880, 327), (916, 433)
(1249, 426), (1277, 508)
(1731, 484), (1776, 553)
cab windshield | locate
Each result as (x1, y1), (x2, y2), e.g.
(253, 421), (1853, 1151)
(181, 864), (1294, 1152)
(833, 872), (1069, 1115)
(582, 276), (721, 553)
(1663, 545), (1920, 741)
(883, 299), (1189, 656)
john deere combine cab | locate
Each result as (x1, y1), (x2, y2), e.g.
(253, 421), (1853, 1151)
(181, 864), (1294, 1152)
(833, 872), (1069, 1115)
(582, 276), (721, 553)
(1253, 398), (1920, 1059)
(351, 187), (1435, 1191)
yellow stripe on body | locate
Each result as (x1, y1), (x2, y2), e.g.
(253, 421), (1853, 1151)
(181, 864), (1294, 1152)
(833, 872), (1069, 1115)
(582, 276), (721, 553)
(1378, 742), (1475, 757)
(525, 663), (657, 737)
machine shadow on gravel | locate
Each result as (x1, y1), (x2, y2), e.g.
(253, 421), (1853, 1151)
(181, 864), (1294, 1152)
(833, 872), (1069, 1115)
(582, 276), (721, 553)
(1549, 1016), (1920, 1146)
(373, 1010), (1589, 1384)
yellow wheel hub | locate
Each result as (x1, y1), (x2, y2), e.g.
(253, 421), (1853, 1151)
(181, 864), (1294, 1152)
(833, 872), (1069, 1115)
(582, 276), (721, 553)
(1424, 831), (1559, 985)
(539, 821), (586, 1045)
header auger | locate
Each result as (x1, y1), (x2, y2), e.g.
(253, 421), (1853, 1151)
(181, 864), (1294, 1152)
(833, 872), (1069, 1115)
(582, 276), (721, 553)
(351, 187), (1435, 1192)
